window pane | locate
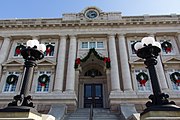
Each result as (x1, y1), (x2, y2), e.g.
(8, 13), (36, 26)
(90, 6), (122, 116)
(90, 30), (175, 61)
(97, 42), (104, 48)
(95, 85), (102, 97)
(82, 42), (88, 48)
(89, 42), (96, 48)
(85, 85), (91, 97)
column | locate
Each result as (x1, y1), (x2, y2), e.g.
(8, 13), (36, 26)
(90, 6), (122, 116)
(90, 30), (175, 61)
(65, 35), (77, 91)
(0, 36), (11, 77)
(54, 35), (67, 92)
(108, 34), (121, 91)
(150, 34), (169, 90)
(118, 34), (133, 91)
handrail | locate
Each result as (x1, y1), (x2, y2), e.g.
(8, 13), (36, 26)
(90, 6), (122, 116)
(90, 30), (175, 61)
(89, 104), (93, 120)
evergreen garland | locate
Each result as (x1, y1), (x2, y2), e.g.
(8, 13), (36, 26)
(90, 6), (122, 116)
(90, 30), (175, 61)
(74, 48), (111, 69)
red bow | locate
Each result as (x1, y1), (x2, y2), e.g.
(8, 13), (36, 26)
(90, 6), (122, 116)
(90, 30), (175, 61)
(16, 48), (21, 55)
(46, 48), (51, 55)
(139, 80), (147, 86)
(165, 47), (171, 53)
(104, 57), (110, 63)
(75, 58), (81, 64)
(40, 83), (46, 86)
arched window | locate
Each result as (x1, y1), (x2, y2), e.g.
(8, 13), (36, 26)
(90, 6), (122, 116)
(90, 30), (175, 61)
(84, 69), (102, 77)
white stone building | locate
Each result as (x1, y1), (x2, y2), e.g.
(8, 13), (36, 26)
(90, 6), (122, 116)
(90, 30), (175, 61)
(0, 6), (180, 119)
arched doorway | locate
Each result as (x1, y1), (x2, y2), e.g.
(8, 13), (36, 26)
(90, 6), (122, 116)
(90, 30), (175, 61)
(75, 49), (111, 108)
(78, 56), (109, 108)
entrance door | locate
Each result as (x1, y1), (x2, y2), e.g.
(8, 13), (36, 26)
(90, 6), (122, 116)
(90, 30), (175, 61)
(84, 84), (103, 108)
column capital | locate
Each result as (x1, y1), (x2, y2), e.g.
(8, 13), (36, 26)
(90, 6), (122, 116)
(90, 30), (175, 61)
(59, 35), (67, 40)
(175, 32), (180, 36)
(68, 34), (77, 38)
(148, 32), (156, 37)
(1, 35), (11, 39)
(107, 34), (116, 39)
(117, 33), (126, 38)
(31, 35), (39, 40)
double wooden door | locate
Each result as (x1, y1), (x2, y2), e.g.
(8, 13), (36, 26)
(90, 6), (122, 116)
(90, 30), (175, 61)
(84, 84), (103, 108)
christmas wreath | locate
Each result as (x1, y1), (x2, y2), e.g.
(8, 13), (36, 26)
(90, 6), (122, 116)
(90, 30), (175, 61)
(170, 72), (180, 86)
(15, 45), (25, 55)
(46, 44), (54, 56)
(6, 74), (18, 85)
(136, 72), (149, 86)
(161, 41), (172, 53)
(74, 48), (111, 69)
(38, 74), (50, 86)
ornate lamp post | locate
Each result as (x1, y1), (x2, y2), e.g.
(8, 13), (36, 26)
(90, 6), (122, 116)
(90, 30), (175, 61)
(8, 39), (46, 107)
(134, 37), (176, 112)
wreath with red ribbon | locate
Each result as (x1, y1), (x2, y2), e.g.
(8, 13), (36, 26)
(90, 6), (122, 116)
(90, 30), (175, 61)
(15, 45), (25, 56)
(6, 74), (18, 85)
(170, 72), (180, 86)
(46, 44), (54, 56)
(38, 74), (50, 86)
(136, 72), (149, 86)
(161, 41), (172, 53)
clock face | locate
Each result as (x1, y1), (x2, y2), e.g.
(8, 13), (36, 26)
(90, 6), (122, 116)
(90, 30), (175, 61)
(86, 10), (98, 19)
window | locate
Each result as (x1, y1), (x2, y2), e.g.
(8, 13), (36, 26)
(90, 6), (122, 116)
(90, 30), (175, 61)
(14, 43), (26, 57)
(97, 42), (104, 48)
(44, 42), (55, 56)
(84, 69), (102, 77)
(135, 69), (151, 92)
(160, 40), (175, 55)
(36, 71), (51, 92)
(89, 42), (96, 48)
(169, 69), (180, 91)
(3, 72), (19, 93)
(82, 42), (88, 48)
(81, 41), (104, 49)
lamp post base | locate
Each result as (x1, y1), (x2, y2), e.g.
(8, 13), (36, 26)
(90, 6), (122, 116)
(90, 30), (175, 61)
(0, 106), (41, 120)
(141, 104), (180, 120)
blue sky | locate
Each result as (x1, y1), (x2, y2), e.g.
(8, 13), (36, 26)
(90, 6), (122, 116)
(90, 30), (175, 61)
(1, 0), (180, 19)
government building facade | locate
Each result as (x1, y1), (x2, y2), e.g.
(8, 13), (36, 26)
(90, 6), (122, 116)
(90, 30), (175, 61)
(0, 6), (180, 119)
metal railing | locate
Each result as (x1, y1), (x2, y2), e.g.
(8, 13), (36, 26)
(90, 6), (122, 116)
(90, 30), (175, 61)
(89, 104), (93, 120)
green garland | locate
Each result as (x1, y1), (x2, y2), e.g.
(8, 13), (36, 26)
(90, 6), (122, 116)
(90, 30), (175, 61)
(6, 74), (18, 85)
(38, 74), (50, 86)
(170, 72), (180, 85)
(74, 48), (111, 69)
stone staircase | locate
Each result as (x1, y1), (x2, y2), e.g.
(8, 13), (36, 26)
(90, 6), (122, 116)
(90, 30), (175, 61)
(63, 108), (122, 120)
(63, 108), (90, 120)
(93, 108), (121, 120)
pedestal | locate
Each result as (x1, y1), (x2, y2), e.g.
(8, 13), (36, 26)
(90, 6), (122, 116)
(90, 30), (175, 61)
(141, 105), (180, 120)
(0, 106), (42, 120)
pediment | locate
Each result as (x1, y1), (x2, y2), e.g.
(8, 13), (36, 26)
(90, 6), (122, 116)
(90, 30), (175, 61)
(129, 58), (144, 64)
(163, 57), (180, 64)
(37, 59), (56, 66)
(2, 59), (23, 66)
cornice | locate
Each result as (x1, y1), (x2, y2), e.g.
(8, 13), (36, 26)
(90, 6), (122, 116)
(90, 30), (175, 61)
(0, 16), (179, 29)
